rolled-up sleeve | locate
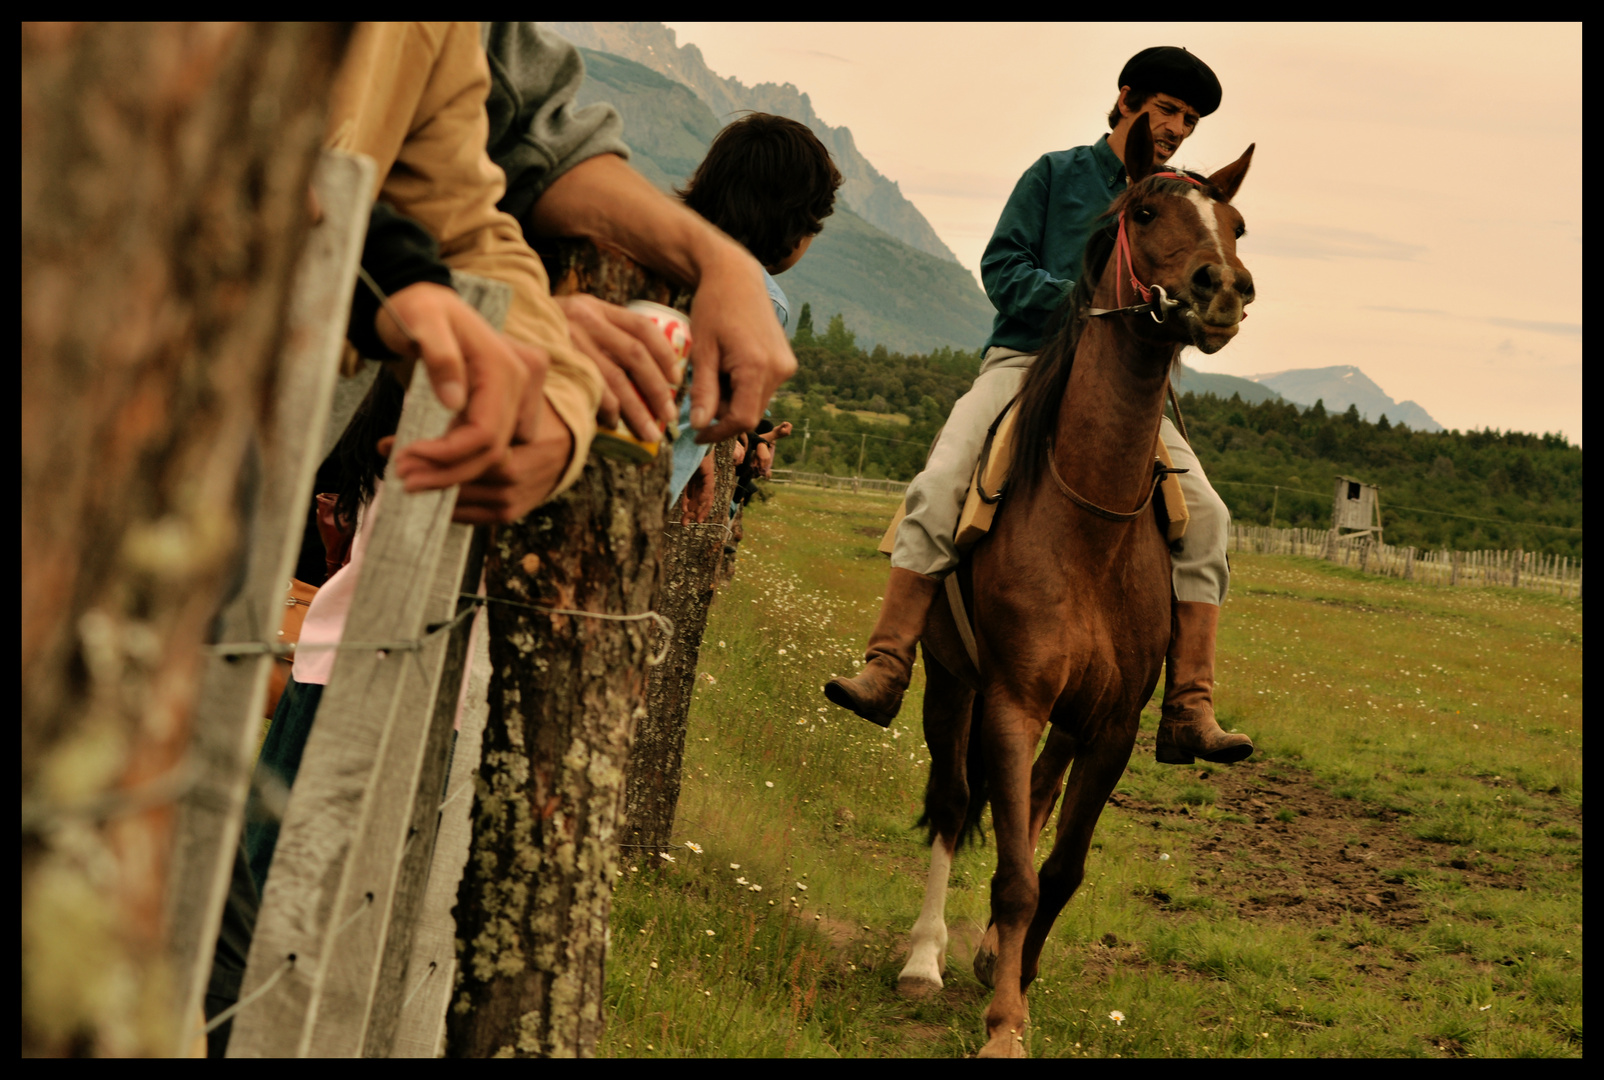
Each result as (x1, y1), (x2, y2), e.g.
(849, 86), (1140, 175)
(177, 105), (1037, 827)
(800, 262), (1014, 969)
(979, 157), (1072, 325)
(481, 22), (630, 226)
(329, 22), (602, 497)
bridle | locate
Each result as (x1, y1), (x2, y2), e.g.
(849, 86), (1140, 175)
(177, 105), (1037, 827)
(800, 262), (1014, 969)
(1086, 171), (1208, 324)
(1054, 171), (1205, 520)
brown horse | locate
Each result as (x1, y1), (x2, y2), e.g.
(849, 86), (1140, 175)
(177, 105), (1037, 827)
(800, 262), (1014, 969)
(894, 117), (1255, 1057)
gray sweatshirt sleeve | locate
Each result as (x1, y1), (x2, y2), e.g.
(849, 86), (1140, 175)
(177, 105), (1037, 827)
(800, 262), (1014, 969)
(481, 22), (630, 225)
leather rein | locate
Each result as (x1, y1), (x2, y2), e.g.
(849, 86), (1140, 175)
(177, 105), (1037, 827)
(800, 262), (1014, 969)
(1050, 171), (1206, 522)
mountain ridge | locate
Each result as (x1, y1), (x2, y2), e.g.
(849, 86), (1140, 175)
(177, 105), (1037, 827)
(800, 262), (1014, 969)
(548, 21), (960, 264)
(1249, 365), (1443, 431)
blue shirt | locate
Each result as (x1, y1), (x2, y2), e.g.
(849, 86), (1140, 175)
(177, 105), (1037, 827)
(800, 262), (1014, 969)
(763, 268), (790, 330)
(980, 134), (1127, 354)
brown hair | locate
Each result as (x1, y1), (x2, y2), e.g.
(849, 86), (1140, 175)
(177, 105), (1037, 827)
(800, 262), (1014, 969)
(1107, 87), (1156, 130)
(678, 113), (842, 267)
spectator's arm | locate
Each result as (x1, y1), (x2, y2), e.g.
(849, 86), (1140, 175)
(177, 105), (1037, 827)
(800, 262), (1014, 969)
(480, 22), (630, 222)
(524, 153), (797, 444)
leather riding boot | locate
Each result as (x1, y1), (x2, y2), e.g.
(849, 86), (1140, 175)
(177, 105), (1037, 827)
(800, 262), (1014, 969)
(1156, 600), (1255, 765)
(824, 567), (940, 727)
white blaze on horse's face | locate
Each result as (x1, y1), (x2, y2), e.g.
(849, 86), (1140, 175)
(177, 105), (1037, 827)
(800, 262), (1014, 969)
(1172, 186), (1253, 353)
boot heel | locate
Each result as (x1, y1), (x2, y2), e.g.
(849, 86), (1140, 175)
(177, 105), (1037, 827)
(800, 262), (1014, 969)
(1154, 741), (1195, 765)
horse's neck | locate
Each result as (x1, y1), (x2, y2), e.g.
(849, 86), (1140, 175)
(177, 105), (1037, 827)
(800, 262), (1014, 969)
(1053, 293), (1175, 514)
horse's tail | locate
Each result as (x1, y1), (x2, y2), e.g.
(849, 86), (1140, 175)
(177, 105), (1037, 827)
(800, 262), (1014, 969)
(956, 693), (990, 851)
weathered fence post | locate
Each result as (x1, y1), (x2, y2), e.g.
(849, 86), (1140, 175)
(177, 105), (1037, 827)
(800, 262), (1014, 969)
(227, 274), (508, 1058)
(622, 441), (738, 857)
(444, 243), (688, 1058)
(21, 22), (351, 1056)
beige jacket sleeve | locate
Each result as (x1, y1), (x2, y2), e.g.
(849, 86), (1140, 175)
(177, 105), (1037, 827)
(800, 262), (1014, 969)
(326, 21), (601, 497)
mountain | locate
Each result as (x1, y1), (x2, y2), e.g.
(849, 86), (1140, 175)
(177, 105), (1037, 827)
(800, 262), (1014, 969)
(549, 21), (959, 264)
(1250, 365), (1443, 432)
(573, 48), (995, 354)
(1172, 361), (1283, 405)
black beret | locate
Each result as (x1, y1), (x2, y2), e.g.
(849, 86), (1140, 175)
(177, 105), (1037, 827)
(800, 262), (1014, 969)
(1119, 46), (1222, 117)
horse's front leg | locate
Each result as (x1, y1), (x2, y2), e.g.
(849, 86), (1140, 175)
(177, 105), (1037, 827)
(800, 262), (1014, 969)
(1020, 713), (1138, 988)
(1028, 724), (1077, 853)
(977, 694), (1048, 1059)
(898, 651), (973, 998)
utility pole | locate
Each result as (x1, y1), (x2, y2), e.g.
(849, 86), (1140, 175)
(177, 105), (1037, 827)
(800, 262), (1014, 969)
(1270, 485), (1279, 528)
(855, 432), (868, 494)
(800, 417), (810, 468)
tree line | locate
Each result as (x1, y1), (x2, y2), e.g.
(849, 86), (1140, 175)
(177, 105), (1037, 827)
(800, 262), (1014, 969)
(772, 308), (1583, 559)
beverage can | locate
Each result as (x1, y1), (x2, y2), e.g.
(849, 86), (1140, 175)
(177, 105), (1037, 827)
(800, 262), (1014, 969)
(592, 300), (693, 463)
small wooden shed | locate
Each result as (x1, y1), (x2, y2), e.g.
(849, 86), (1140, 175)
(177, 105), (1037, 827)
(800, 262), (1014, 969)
(1332, 475), (1383, 543)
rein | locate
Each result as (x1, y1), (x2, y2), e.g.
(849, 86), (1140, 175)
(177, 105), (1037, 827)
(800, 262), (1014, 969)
(1087, 171), (1206, 324)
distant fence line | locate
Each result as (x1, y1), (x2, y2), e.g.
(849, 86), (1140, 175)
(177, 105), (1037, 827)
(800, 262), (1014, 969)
(1229, 524), (1583, 600)
(768, 472), (1582, 599)
(770, 469), (908, 496)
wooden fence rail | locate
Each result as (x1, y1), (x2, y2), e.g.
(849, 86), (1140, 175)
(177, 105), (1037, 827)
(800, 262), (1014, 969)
(770, 468), (908, 496)
(1229, 524), (1583, 600)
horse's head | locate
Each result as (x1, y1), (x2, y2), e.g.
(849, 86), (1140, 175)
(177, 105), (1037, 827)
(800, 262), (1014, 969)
(1115, 115), (1255, 355)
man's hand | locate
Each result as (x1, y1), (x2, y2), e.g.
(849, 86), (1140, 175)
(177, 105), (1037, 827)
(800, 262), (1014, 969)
(554, 293), (680, 442)
(687, 249), (797, 444)
(450, 394), (575, 525)
(754, 439), (775, 479)
(377, 282), (533, 492)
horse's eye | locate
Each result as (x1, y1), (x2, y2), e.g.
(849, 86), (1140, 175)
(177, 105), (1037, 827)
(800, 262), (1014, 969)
(1234, 223), (1246, 240)
(1133, 207), (1156, 225)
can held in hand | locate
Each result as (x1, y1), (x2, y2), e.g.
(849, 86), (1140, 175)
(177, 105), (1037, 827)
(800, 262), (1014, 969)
(592, 299), (693, 463)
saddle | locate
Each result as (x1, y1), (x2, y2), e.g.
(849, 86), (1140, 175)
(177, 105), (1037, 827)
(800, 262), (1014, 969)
(877, 399), (1189, 556)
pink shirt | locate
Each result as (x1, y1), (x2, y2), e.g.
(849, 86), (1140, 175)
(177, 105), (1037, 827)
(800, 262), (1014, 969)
(292, 482), (382, 686)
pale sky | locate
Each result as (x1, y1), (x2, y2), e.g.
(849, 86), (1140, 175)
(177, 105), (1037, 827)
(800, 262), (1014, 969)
(665, 22), (1582, 443)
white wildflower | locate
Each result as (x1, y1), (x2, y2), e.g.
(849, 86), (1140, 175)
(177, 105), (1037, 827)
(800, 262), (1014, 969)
(705, 929), (716, 937)
(659, 852), (676, 863)
(730, 863), (741, 870)
(685, 841), (703, 854)
(1110, 1010), (1125, 1026)
(735, 877), (748, 885)
(765, 781), (774, 788)
(797, 882), (808, 891)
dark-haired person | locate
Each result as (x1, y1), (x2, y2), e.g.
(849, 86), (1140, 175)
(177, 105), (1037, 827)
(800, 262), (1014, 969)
(666, 112), (841, 508)
(480, 24), (804, 479)
(825, 47), (1252, 769)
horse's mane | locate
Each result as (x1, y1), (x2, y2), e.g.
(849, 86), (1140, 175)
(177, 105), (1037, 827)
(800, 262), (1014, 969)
(1006, 169), (1216, 499)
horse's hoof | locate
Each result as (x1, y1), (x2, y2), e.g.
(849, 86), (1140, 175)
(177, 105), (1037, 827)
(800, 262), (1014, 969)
(897, 975), (943, 1000)
(977, 1027), (1030, 1058)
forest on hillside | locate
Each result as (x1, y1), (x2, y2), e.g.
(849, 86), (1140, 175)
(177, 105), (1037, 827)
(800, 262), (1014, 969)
(769, 309), (1583, 559)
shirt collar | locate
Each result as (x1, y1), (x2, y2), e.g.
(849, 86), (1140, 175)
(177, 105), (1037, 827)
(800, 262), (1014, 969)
(1092, 134), (1126, 188)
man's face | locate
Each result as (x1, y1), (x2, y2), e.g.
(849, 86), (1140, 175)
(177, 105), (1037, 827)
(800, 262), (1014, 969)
(1126, 89), (1200, 162)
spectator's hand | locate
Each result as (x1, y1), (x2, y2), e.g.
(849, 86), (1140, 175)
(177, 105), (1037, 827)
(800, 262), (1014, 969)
(756, 440), (775, 479)
(686, 248), (797, 444)
(732, 433), (747, 466)
(449, 393), (575, 525)
(378, 282), (530, 492)
(554, 293), (680, 442)
(772, 420), (794, 440)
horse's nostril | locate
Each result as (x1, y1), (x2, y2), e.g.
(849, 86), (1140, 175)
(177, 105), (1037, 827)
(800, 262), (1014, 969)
(1192, 265), (1217, 293)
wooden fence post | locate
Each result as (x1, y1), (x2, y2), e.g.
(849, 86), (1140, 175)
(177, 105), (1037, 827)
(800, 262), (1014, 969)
(622, 441), (738, 858)
(161, 149), (372, 1054)
(226, 274), (509, 1057)
(444, 243), (686, 1058)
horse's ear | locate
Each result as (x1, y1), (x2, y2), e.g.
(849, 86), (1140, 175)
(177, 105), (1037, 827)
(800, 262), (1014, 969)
(1124, 113), (1156, 185)
(1207, 144), (1255, 203)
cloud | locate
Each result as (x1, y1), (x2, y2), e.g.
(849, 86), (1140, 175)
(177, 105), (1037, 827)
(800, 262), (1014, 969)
(1486, 317), (1583, 339)
(1253, 224), (1427, 262)
(1364, 307), (1583, 340)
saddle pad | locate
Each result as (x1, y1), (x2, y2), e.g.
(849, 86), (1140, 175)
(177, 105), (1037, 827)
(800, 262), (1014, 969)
(954, 402), (1021, 551)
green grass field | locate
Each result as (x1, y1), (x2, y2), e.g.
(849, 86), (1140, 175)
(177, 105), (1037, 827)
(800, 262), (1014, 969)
(597, 485), (1583, 1058)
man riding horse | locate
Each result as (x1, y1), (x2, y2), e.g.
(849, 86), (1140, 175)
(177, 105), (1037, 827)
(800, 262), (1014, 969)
(826, 46), (1252, 768)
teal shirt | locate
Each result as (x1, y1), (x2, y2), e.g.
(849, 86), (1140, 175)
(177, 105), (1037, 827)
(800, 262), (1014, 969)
(980, 134), (1127, 354)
